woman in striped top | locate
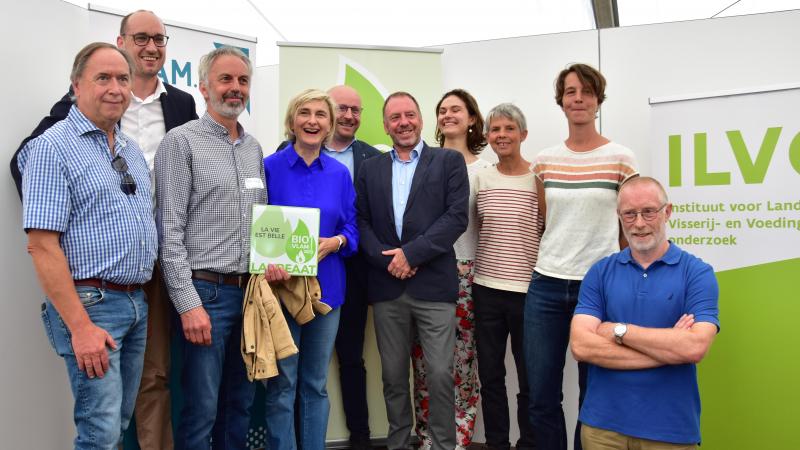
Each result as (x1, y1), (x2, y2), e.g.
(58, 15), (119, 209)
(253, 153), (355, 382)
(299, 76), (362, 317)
(472, 103), (541, 450)
(412, 89), (490, 450)
(523, 64), (638, 450)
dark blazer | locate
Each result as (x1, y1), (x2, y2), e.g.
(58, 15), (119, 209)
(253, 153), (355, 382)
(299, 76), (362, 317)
(356, 142), (468, 303)
(10, 83), (198, 199)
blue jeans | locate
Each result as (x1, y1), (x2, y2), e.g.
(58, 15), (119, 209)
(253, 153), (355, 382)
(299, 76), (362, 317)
(174, 280), (255, 450)
(524, 272), (588, 450)
(264, 306), (341, 450)
(41, 286), (148, 450)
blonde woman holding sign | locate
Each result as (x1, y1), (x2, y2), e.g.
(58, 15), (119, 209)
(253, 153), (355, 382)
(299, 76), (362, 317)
(262, 88), (358, 449)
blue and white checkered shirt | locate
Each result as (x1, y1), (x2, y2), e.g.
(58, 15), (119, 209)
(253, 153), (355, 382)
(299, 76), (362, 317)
(19, 105), (158, 285)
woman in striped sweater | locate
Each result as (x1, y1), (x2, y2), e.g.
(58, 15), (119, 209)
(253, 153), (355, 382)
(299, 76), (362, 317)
(472, 103), (541, 450)
(523, 63), (638, 450)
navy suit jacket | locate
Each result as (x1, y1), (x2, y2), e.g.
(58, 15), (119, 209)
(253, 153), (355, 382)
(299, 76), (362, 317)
(356, 142), (468, 303)
(10, 83), (198, 199)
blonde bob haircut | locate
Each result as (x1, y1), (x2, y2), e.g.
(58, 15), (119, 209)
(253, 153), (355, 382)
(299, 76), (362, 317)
(283, 88), (337, 145)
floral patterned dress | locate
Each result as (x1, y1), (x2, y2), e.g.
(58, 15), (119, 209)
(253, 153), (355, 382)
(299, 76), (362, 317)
(412, 259), (480, 450)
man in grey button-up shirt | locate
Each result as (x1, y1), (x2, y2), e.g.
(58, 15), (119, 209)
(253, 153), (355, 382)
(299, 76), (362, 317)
(155, 46), (265, 450)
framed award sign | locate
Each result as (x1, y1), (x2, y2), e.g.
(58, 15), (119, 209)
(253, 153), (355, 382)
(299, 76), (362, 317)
(250, 204), (320, 276)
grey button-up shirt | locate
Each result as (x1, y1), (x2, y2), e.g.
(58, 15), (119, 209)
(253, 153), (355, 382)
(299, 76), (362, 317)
(156, 113), (266, 313)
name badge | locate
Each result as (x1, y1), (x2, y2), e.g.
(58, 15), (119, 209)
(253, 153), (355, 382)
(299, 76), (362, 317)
(244, 177), (264, 189)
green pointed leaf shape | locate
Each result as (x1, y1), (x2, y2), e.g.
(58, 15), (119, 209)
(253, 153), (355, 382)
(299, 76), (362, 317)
(344, 64), (391, 148)
(285, 219), (317, 264)
(253, 207), (291, 257)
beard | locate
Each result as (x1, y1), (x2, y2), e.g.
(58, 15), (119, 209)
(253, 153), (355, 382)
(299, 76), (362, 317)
(209, 91), (246, 119)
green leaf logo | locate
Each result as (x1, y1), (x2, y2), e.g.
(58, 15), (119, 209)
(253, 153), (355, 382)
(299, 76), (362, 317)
(339, 57), (392, 151)
(285, 219), (317, 264)
(253, 207), (291, 257)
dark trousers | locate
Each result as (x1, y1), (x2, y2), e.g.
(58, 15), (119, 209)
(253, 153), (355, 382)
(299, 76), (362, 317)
(334, 257), (371, 439)
(473, 283), (536, 450)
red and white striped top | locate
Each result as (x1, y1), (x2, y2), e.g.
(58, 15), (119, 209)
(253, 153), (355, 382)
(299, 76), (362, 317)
(473, 166), (543, 293)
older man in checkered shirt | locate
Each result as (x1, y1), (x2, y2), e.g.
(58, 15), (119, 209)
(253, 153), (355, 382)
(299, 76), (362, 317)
(20, 42), (158, 449)
(155, 46), (265, 449)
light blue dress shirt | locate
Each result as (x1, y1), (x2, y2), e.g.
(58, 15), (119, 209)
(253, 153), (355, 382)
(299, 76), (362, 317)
(390, 140), (424, 239)
(323, 140), (355, 181)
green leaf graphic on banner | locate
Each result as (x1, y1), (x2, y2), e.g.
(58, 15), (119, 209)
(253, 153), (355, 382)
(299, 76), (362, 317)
(285, 219), (317, 264)
(253, 207), (291, 257)
(344, 64), (391, 148)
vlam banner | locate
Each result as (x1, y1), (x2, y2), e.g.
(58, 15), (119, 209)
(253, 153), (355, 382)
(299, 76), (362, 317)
(277, 42), (443, 150)
(274, 42), (444, 442)
(650, 85), (800, 449)
(88, 5), (258, 130)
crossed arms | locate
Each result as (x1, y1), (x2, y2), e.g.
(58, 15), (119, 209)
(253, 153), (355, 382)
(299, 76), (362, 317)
(571, 313), (717, 370)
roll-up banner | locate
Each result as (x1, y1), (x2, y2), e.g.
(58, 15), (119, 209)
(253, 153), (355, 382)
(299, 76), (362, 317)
(651, 85), (800, 449)
(88, 5), (258, 130)
(277, 42), (443, 151)
(276, 42), (444, 442)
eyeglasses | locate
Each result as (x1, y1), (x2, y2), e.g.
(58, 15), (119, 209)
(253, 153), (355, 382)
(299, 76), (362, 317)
(124, 33), (169, 47)
(336, 105), (362, 116)
(111, 155), (137, 195)
(619, 203), (667, 223)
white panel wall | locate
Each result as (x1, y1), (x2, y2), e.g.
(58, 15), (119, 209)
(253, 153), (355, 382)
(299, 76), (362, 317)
(441, 31), (599, 164)
(252, 64), (280, 150)
(600, 10), (800, 175)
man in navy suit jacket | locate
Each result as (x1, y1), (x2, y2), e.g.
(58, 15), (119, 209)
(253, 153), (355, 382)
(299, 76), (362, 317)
(356, 92), (468, 450)
(10, 11), (197, 450)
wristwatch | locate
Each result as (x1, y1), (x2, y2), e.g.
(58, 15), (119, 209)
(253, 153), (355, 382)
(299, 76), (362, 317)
(334, 235), (344, 252)
(613, 323), (628, 345)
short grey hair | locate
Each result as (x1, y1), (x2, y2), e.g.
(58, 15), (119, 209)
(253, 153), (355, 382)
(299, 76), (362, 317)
(618, 176), (668, 205)
(198, 46), (252, 84)
(484, 103), (527, 134)
(70, 42), (134, 84)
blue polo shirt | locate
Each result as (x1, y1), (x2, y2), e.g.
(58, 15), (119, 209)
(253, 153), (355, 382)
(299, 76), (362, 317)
(575, 243), (720, 444)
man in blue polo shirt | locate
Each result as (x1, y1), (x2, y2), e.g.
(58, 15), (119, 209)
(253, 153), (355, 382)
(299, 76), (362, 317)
(570, 176), (719, 450)
(19, 42), (158, 449)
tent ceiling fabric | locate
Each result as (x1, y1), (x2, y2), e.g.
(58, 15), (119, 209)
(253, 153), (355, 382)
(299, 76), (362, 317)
(75, 0), (597, 65)
(617, 0), (800, 26)
(73, 0), (798, 65)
